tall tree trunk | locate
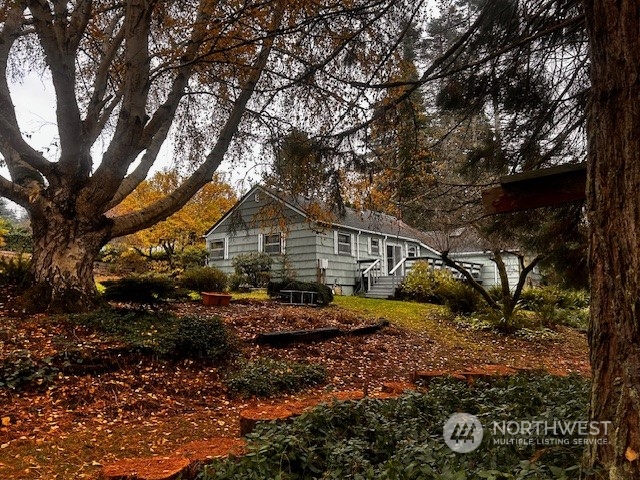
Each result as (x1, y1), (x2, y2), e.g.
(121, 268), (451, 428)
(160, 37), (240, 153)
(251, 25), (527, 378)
(584, 1), (640, 477)
(28, 210), (112, 313)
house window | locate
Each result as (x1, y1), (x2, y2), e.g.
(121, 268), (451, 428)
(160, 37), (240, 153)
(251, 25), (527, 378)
(210, 240), (225, 259)
(407, 245), (417, 258)
(337, 233), (351, 255)
(370, 238), (380, 255)
(264, 233), (282, 254)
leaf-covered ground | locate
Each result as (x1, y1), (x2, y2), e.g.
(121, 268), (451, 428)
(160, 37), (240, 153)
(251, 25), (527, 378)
(0, 297), (589, 479)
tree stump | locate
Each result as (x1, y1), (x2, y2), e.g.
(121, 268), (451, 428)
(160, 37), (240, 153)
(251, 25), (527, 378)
(100, 456), (190, 480)
(411, 370), (467, 385)
(239, 405), (294, 436)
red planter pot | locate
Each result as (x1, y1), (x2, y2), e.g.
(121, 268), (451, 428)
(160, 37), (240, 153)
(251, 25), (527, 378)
(201, 292), (232, 306)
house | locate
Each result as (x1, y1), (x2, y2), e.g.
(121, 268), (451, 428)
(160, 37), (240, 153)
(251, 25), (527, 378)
(204, 185), (536, 297)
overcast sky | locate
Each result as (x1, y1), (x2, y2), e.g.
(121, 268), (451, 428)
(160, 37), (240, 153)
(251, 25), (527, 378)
(6, 72), (252, 211)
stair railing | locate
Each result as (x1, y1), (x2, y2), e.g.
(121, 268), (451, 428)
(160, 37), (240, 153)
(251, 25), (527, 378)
(361, 259), (382, 293)
(388, 257), (408, 290)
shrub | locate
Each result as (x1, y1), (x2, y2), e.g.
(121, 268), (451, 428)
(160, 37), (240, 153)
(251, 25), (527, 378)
(101, 274), (179, 303)
(397, 262), (481, 314)
(396, 262), (457, 304)
(267, 280), (334, 305)
(157, 315), (239, 362)
(3, 226), (32, 253)
(232, 252), (272, 287)
(0, 351), (57, 391)
(113, 249), (150, 274)
(225, 357), (327, 397)
(176, 246), (209, 269)
(97, 244), (125, 263)
(437, 280), (482, 315)
(205, 374), (596, 479)
(229, 273), (251, 292)
(180, 266), (228, 293)
(73, 308), (239, 362)
(0, 254), (32, 288)
(519, 286), (590, 329)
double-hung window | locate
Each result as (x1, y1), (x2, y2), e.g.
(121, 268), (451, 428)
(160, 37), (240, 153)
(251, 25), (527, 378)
(264, 233), (282, 254)
(209, 240), (226, 259)
(370, 238), (381, 255)
(259, 232), (285, 255)
(337, 233), (351, 255)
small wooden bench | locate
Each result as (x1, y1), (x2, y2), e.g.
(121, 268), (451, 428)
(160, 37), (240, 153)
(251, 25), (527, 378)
(279, 289), (317, 305)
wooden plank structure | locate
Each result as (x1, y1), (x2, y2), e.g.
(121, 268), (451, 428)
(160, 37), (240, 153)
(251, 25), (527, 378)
(482, 163), (586, 215)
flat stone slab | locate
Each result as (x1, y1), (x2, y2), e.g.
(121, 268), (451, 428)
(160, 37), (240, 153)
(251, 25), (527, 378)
(381, 382), (417, 395)
(240, 391), (366, 435)
(100, 455), (190, 480)
(239, 405), (295, 436)
(176, 437), (247, 463)
(411, 370), (467, 384)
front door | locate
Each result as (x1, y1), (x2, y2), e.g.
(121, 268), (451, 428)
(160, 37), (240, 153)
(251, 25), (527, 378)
(387, 245), (403, 274)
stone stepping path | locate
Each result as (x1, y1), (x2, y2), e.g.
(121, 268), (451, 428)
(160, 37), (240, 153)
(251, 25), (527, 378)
(99, 365), (517, 479)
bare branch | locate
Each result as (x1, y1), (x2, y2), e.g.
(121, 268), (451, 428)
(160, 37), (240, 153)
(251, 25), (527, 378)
(83, 17), (126, 143)
(441, 250), (501, 311)
(111, 2), (284, 238)
(28, 0), (88, 180)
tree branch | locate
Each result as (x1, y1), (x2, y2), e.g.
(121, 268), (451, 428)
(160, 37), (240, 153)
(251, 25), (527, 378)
(512, 254), (544, 304)
(110, 2), (284, 238)
(86, 0), (212, 212)
(0, 3), (54, 181)
(28, 0), (89, 180)
(84, 17), (126, 144)
(441, 250), (501, 311)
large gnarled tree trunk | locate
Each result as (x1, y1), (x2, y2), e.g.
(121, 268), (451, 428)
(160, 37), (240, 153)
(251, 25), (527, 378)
(29, 209), (111, 313)
(584, 1), (640, 477)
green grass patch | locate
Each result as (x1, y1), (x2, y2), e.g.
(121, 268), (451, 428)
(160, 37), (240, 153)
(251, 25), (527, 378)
(333, 296), (471, 347)
(229, 289), (269, 301)
(333, 296), (449, 329)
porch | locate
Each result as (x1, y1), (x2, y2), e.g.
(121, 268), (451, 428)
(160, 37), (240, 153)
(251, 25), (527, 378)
(357, 256), (484, 299)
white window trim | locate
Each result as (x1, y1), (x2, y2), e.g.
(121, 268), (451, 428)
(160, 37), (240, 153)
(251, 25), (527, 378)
(210, 238), (228, 260)
(335, 231), (353, 256)
(260, 232), (285, 255)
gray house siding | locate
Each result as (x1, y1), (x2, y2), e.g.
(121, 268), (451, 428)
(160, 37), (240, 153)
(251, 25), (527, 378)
(315, 229), (358, 294)
(206, 188), (310, 276)
(205, 185), (538, 294)
(450, 251), (540, 290)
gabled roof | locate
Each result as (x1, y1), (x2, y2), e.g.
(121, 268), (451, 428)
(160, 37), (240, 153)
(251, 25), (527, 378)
(205, 184), (440, 255)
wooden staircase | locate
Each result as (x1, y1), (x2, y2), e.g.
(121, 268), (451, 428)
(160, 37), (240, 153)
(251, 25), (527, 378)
(364, 275), (400, 299)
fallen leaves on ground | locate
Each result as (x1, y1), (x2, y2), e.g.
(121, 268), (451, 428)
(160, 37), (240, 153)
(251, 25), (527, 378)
(0, 298), (589, 479)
